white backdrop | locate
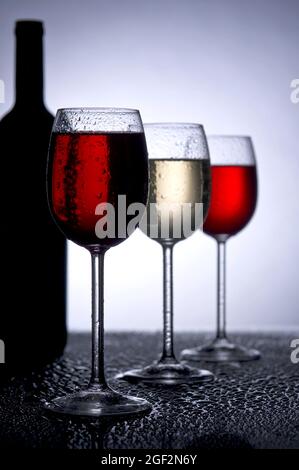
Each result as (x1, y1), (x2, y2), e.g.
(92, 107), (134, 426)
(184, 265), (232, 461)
(1, 0), (299, 331)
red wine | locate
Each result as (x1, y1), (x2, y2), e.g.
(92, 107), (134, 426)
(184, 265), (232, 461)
(204, 165), (257, 236)
(48, 132), (148, 247)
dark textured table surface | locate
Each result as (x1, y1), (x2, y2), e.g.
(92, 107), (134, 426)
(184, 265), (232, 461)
(0, 332), (299, 449)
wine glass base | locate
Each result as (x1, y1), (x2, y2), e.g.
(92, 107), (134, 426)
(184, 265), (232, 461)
(44, 388), (151, 417)
(116, 360), (214, 385)
(181, 338), (261, 363)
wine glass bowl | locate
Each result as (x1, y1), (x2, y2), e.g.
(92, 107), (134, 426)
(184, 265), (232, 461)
(181, 135), (260, 363)
(45, 108), (151, 416)
(143, 124), (211, 245)
(203, 137), (257, 238)
(48, 108), (148, 250)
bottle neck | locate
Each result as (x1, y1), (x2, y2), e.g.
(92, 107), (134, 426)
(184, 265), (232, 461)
(15, 32), (44, 108)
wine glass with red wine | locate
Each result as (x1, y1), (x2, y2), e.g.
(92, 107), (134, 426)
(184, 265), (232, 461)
(181, 136), (260, 362)
(45, 108), (151, 416)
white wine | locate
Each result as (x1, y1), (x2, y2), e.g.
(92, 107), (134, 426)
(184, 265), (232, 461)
(142, 158), (210, 242)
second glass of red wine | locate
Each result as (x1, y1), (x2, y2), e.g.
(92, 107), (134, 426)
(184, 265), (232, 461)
(45, 108), (151, 416)
(181, 136), (260, 362)
(117, 123), (214, 384)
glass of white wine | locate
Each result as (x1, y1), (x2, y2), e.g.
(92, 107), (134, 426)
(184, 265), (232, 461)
(117, 123), (214, 384)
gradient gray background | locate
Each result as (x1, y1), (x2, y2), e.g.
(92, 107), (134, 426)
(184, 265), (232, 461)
(1, 0), (298, 332)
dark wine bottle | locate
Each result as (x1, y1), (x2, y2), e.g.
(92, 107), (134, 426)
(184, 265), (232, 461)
(0, 21), (67, 374)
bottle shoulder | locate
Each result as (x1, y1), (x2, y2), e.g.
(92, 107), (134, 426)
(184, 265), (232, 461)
(0, 104), (54, 121)
(0, 104), (54, 130)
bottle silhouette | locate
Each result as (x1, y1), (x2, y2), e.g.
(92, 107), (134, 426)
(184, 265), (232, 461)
(0, 21), (67, 374)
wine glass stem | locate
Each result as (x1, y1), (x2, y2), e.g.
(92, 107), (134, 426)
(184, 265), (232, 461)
(89, 250), (108, 389)
(216, 241), (227, 339)
(161, 243), (176, 361)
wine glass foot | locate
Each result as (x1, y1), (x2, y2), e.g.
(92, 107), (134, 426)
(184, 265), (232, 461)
(116, 359), (214, 385)
(181, 337), (261, 363)
(43, 388), (151, 417)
